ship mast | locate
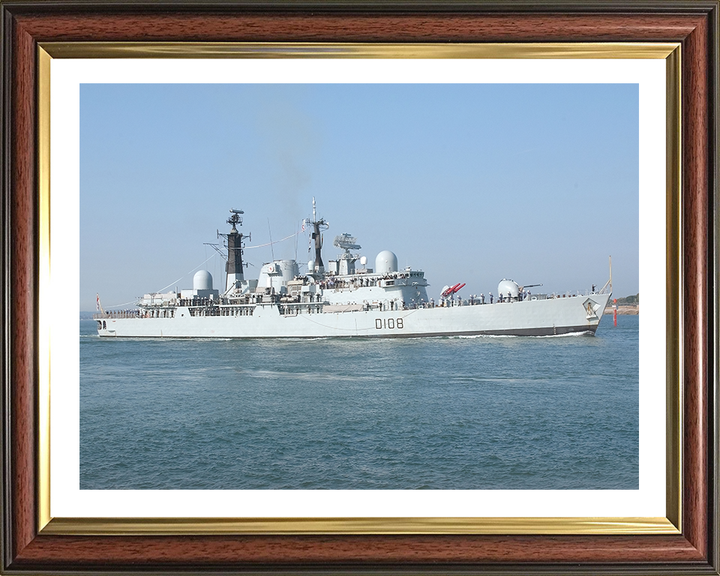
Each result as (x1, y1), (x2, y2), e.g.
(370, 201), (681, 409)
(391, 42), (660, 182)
(222, 209), (247, 292)
(309, 197), (329, 275)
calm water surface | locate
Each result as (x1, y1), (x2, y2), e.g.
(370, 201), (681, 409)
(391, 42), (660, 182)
(80, 315), (638, 489)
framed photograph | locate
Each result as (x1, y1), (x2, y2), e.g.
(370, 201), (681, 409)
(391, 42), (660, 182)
(1, 1), (717, 574)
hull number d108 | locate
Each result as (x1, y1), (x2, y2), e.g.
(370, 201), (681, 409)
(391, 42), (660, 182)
(375, 318), (404, 330)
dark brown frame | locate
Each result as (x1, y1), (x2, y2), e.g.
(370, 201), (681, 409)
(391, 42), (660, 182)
(1, 1), (718, 574)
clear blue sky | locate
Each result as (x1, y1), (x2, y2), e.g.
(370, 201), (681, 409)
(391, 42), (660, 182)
(80, 83), (638, 310)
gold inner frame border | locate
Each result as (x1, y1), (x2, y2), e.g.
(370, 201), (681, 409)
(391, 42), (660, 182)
(36, 41), (682, 536)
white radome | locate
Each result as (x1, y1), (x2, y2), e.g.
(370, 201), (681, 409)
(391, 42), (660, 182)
(375, 250), (398, 274)
(193, 270), (213, 291)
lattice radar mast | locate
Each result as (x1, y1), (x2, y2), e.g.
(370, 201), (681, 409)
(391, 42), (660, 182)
(221, 208), (249, 292)
(307, 197), (329, 274)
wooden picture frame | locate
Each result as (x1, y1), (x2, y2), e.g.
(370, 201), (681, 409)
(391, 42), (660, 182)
(1, 1), (717, 573)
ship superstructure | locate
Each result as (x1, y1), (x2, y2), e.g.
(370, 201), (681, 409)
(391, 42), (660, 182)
(95, 202), (612, 338)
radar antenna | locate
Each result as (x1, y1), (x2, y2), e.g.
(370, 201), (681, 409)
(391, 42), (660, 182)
(227, 208), (244, 230)
(333, 233), (361, 256)
(332, 233), (361, 276)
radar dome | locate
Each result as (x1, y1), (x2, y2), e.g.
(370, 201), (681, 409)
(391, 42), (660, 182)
(375, 250), (398, 274)
(497, 279), (519, 298)
(193, 270), (213, 291)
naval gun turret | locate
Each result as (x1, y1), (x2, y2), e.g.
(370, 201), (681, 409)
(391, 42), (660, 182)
(497, 279), (543, 302)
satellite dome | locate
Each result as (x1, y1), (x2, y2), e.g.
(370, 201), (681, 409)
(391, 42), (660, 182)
(375, 250), (398, 274)
(193, 270), (213, 291)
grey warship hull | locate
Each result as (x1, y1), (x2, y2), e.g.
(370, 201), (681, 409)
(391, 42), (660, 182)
(97, 282), (611, 339)
(95, 204), (612, 338)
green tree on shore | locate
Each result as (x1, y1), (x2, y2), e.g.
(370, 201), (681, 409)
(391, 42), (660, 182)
(615, 293), (639, 305)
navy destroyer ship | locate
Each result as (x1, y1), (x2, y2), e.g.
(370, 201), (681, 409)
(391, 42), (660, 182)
(95, 201), (612, 338)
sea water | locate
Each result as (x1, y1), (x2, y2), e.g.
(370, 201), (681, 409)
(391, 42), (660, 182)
(79, 315), (638, 490)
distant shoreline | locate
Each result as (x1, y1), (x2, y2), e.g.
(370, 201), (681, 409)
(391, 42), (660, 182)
(604, 305), (639, 315)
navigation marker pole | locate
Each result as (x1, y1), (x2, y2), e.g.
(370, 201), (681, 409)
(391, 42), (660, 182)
(609, 255), (617, 326)
(613, 298), (618, 327)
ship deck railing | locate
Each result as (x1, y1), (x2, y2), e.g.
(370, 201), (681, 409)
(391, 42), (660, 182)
(93, 310), (142, 319)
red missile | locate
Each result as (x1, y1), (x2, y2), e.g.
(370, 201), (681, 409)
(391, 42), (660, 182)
(450, 283), (466, 294)
(443, 283), (462, 297)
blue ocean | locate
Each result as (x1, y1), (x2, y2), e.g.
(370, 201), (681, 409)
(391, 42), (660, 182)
(79, 315), (638, 490)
